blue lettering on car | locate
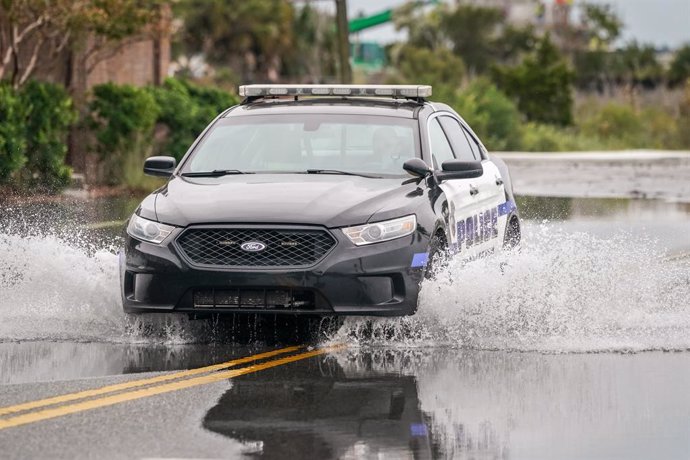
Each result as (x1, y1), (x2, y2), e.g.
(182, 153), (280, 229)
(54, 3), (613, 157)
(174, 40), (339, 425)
(455, 201), (515, 252)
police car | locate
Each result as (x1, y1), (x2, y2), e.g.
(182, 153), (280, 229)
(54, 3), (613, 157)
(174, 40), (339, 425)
(120, 84), (520, 321)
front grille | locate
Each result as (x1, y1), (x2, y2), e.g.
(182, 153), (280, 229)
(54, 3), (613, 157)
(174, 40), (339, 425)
(193, 288), (316, 309)
(177, 228), (336, 267)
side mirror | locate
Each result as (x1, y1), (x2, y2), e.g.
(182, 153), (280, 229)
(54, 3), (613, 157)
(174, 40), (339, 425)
(403, 158), (432, 178)
(437, 160), (483, 181)
(144, 156), (176, 178)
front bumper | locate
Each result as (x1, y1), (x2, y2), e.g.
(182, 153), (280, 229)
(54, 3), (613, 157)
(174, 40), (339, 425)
(120, 226), (430, 317)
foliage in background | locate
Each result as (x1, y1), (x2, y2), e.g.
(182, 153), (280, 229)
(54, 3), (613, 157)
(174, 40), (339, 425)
(19, 81), (77, 191)
(0, 81), (76, 189)
(0, 84), (27, 183)
(668, 45), (690, 87)
(177, 0), (293, 83)
(149, 78), (239, 159)
(579, 3), (623, 50)
(390, 45), (464, 98)
(492, 36), (574, 126)
(282, 4), (338, 81)
(450, 79), (523, 151)
(439, 4), (503, 75)
(577, 102), (681, 150)
(0, 0), (163, 89)
(88, 83), (159, 186)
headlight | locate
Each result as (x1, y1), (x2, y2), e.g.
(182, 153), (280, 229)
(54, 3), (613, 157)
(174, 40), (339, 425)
(342, 215), (416, 246)
(126, 214), (175, 244)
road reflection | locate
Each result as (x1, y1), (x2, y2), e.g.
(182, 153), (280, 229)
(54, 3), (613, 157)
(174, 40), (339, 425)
(202, 348), (690, 460)
(2, 341), (690, 458)
(202, 353), (433, 459)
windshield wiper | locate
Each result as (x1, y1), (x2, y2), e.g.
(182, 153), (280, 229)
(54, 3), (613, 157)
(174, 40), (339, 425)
(181, 169), (251, 177)
(305, 169), (381, 179)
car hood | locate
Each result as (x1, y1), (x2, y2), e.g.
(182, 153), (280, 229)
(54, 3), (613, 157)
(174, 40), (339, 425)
(150, 174), (422, 228)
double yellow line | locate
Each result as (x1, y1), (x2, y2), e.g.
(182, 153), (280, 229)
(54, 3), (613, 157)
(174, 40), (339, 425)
(0, 344), (343, 431)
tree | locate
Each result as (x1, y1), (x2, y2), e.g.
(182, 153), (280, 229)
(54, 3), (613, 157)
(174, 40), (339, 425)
(493, 24), (538, 65)
(0, 0), (72, 87)
(177, 0), (294, 83)
(580, 3), (622, 51)
(439, 4), (503, 75)
(571, 3), (623, 92)
(0, 0), (162, 88)
(668, 44), (690, 87)
(282, 4), (338, 82)
(390, 44), (464, 97)
(492, 36), (574, 125)
(451, 78), (523, 151)
(393, 2), (447, 51)
(613, 41), (663, 89)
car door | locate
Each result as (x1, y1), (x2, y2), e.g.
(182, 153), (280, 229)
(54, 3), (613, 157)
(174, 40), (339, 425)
(427, 116), (482, 259)
(437, 115), (505, 257)
(459, 122), (510, 251)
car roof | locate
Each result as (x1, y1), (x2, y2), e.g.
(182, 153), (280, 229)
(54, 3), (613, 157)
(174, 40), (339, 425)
(224, 98), (426, 119)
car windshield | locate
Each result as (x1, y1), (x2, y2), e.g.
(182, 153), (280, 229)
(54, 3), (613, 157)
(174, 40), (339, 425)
(182, 114), (420, 177)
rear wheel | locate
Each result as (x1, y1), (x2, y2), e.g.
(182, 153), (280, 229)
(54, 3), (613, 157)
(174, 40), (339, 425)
(504, 216), (521, 249)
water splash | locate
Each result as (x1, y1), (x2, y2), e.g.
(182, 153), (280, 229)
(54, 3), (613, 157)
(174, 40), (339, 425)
(337, 224), (690, 352)
(2, 222), (689, 351)
(0, 230), (220, 344)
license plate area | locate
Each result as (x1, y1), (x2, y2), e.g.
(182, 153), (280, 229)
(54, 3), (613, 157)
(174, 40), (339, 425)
(193, 288), (315, 310)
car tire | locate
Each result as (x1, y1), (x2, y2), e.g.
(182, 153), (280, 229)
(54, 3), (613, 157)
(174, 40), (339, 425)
(424, 233), (448, 280)
(503, 216), (521, 249)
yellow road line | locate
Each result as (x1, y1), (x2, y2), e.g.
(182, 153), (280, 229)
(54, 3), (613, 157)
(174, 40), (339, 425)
(0, 345), (343, 431)
(0, 345), (301, 417)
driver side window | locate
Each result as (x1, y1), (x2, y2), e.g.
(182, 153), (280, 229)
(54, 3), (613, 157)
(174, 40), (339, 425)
(428, 118), (455, 169)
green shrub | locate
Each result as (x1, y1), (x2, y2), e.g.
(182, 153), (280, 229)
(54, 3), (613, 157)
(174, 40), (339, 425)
(520, 122), (567, 151)
(450, 79), (523, 151)
(678, 80), (690, 149)
(520, 122), (603, 152)
(20, 81), (77, 191)
(391, 45), (465, 95)
(0, 84), (27, 183)
(638, 107), (681, 149)
(668, 45), (690, 87)
(149, 78), (239, 159)
(88, 83), (159, 186)
(492, 36), (574, 126)
(578, 102), (643, 147)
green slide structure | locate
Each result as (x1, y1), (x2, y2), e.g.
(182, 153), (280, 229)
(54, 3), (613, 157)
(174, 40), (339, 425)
(348, 1), (437, 71)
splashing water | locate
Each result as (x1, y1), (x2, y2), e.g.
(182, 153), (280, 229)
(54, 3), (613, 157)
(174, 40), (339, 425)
(338, 224), (690, 352)
(1, 223), (689, 351)
(0, 230), (220, 344)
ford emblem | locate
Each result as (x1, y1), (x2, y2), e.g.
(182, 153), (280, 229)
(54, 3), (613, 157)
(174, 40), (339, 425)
(240, 241), (267, 252)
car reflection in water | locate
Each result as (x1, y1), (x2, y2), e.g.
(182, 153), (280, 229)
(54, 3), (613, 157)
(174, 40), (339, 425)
(201, 354), (434, 459)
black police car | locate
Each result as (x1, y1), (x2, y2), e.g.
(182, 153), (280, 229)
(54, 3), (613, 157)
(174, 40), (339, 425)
(120, 85), (520, 320)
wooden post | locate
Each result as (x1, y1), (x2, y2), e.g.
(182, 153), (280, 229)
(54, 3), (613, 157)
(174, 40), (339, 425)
(335, 0), (352, 84)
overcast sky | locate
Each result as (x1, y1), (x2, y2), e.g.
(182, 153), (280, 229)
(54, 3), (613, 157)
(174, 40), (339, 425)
(343, 0), (690, 49)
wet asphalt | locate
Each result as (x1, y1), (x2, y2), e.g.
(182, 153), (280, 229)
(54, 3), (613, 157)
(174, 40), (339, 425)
(1, 189), (690, 458)
(1, 344), (690, 459)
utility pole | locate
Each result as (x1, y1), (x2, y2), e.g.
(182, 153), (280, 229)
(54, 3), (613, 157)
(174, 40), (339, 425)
(335, 0), (352, 83)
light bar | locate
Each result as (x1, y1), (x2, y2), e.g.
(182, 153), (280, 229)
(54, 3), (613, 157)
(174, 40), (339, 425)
(238, 84), (432, 99)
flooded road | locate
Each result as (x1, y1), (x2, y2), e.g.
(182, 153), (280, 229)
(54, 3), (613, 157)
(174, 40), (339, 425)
(1, 193), (689, 458)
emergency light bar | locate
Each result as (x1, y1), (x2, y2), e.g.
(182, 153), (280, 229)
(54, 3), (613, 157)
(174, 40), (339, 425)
(238, 84), (432, 99)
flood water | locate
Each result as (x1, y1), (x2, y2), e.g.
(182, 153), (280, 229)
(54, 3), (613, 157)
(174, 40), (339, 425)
(1, 194), (689, 459)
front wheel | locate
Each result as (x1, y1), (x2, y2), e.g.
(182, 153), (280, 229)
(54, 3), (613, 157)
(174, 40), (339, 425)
(424, 233), (448, 280)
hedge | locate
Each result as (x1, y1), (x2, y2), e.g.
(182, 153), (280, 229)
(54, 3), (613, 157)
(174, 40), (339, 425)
(149, 78), (240, 159)
(0, 82), (76, 191)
